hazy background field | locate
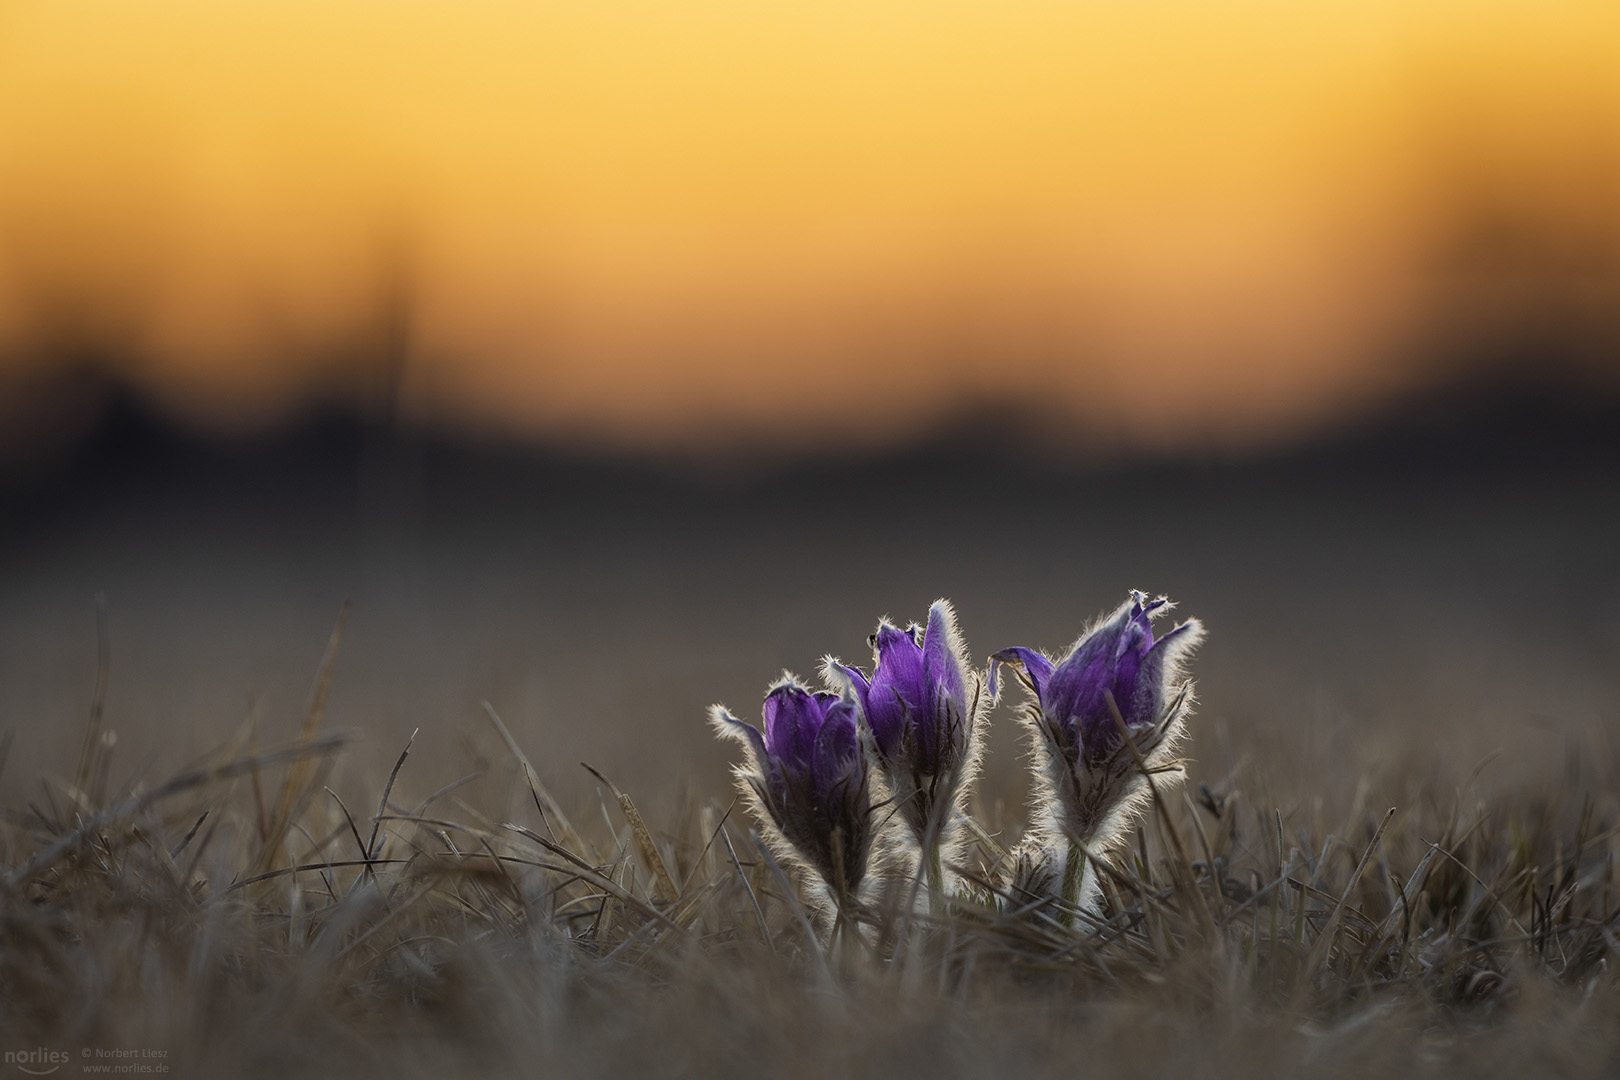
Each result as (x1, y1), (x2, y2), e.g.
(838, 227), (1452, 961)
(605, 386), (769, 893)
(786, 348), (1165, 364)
(4, 383), (1616, 838)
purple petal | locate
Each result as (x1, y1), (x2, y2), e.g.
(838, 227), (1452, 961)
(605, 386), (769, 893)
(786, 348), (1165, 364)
(810, 689), (845, 715)
(832, 662), (874, 728)
(1154, 619), (1200, 650)
(1127, 620), (1198, 727)
(710, 705), (768, 762)
(835, 664), (872, 696)
(1048, 596), (1150, 712)
(921, 600), (967, 716)
(866, 622), (923, 757)
(1043, 636), (1112, 721)
(811, 699), (859, 795)
(1131, 594), (1167, 646)
(1109, 619), (1152, 709)
(762, 683), (820, 768)
(871, 623), (925, 696)
(1124, 654), (1166, 730)
(989, 647), (1054, 700)
(863, 684), (907, 760)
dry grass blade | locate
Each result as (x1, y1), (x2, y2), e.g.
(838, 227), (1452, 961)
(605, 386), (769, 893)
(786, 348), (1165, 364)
(1297, 807), (1398, 982)
(255, 602), (349, 874)
(482, 700), (588, 854)
(226, 858), (413, 891)
(721, 824), (773, 949)
(494, 822), (687, 934)
(960, 813), (1009, 865)
(168, 809), (210, 860)
(582, 762), (679, 906)
(1424, 836), (1532, 939)
(495, 851), (685, 934)
(366, 728), (418, 862)
(8, 732), (350, 886)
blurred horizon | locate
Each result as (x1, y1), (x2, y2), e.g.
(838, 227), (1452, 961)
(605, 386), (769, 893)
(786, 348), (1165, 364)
(3, 352), (1617, 809)
(3, 1), (1619, 464)
(3, 357), (1618, 484)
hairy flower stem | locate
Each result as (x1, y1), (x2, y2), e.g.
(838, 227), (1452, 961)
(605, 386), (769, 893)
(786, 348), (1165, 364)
(925, 842), (945, 914)
(826, 829), (862, 966)
(1061, 842), (1085, 928)
(915, 783), (954, 915)
(830, 908), (855, 970)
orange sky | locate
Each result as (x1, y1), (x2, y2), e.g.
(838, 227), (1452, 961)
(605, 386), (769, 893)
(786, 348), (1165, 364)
(1, 1), (1617, 455)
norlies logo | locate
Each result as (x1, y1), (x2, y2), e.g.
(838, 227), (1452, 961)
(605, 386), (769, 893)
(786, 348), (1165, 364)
(4, 1048), (68, 1076)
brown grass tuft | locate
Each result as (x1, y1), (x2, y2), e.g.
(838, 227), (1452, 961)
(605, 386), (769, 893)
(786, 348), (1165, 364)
(6, 703), (1620, 1080)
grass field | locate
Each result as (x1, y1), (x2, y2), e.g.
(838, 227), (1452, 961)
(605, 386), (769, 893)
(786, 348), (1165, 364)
(2, 395), (1618, 1077)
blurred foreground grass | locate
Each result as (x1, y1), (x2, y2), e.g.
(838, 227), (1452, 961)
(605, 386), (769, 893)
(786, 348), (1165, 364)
(4, 620), (1619, 1080)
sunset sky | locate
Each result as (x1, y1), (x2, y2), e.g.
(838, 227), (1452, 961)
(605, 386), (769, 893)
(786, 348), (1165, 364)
(1, 1), (1617, 456)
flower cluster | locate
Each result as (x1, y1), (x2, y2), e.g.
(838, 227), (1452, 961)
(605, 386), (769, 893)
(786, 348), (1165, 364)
(710, 676), (872, 899)
(710, 590), (1202, 925)
(827, 600), (980, 860)
(991, 590), (1204, 915)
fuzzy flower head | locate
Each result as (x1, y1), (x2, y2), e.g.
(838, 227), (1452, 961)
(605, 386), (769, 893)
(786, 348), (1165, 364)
(710, 675), (873, 896)
(992, 591), (1203, 772)
(827, 599), (980, 842)
(834, 600), (970, 777)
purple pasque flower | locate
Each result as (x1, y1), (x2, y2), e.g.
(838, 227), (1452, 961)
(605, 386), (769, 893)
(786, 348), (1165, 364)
(828, 599), (974, 839)
(990, 591), (1204, 919)
(710, 674), (873, 896)
(991, 590), (1202, 771)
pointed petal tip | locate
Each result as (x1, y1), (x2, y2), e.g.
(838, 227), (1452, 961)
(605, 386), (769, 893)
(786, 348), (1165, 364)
(819, 653), (853, 686)
(1125, 589), (1173, 614)
(925, 597), (964, 646)
(708, 704), (766, 752)
(872, 620), (917, 651)
(923, 598), (967, 687)
(989, 646), (1054, 700)
(1163, 616), (1206, 649)
(765, 670), (810, 696)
